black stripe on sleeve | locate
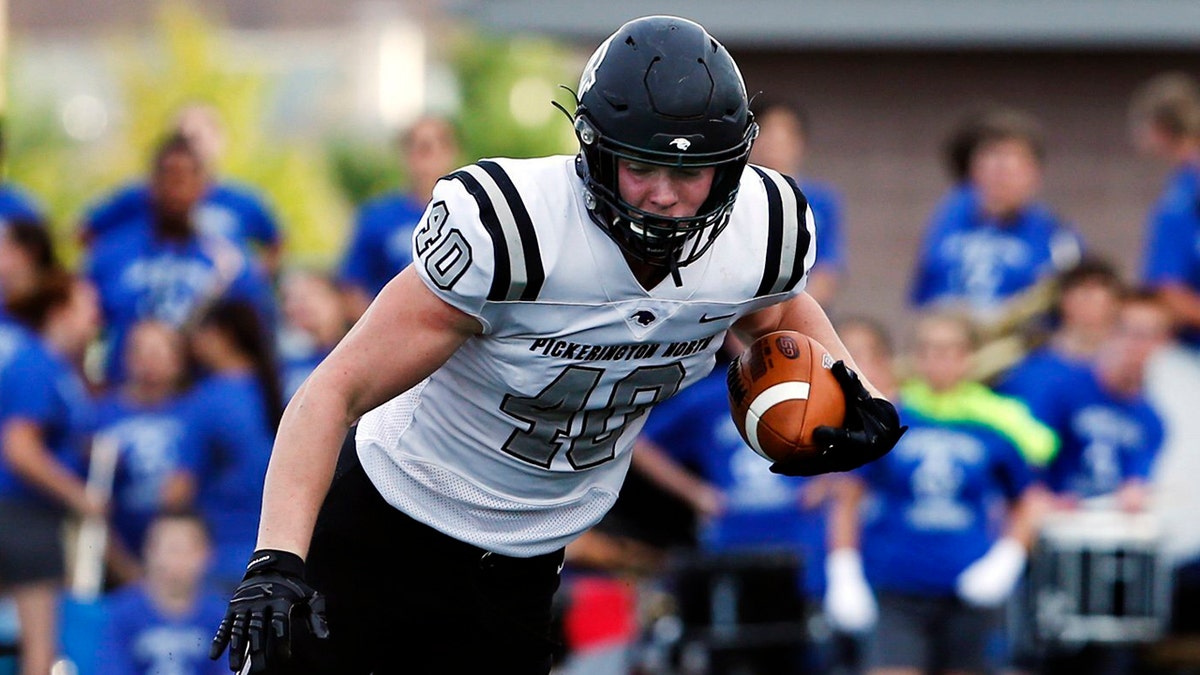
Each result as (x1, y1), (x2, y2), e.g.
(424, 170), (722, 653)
(752, 166), (784, 297)
(782, 175), (814, 293)
(478, 160), (545, 301)
(450, 169), (511, 302)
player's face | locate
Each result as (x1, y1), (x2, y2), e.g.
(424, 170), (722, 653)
(617, 160), (715, 220)
(970, 137), (1041, 217)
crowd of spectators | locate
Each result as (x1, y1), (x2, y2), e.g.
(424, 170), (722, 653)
(0, 68), (1198, 675)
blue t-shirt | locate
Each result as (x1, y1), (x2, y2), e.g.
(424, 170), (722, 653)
(180, 374), (276, 585)
(82, 182), (281, 251)
(1021, 367), (1163, 498)
(641, 368), (828, 595)
(910, 185), (1082, 318)
(995, 345), (1092, 411)
(0, 328), (94, 505)
(859, 406), (1032, 596)
(95, 392), (192, 553)
(85, 225), (276, 382)
(98, 584), (228, 675)
(337, 192), (427, 298)
(800, 179), (845, 273)
(0, 182), (44, 225)
(1142, 162), (1200, 344)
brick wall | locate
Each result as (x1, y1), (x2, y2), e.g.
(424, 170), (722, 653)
(738, 49), (1200, 336)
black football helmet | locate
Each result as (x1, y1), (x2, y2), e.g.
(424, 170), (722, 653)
(573, 16), (758, 272)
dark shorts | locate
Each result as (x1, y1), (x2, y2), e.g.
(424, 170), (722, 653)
(297, 444), (565, 675)
(0, 498), (65, 587)
(869, 591), (999, 673)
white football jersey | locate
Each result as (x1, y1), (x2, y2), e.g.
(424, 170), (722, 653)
(356, 155), (815, 556)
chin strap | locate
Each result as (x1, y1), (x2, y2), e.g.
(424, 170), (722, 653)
(668, 254), (683, 287)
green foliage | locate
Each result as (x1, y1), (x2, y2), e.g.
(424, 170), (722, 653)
(325, 134), (403, 208)
(324, 27), (580, 208)
(7, 1), (350, 268)
(5, 2), (582, 267)
(452, 31), (580, 162)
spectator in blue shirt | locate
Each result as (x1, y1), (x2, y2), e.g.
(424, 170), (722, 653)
(338, 115), (460, 318)
(1130, 73), (1200, 347)
(163, 300), (282, 588)
(98, 510), (227, 675)
(80, 104), (283, 275)
(86, 133), (276, 384)
(277, 270), (350, 401)
(0, 272), (101, 675)
(996, 258), (1124, 403)
(750, 99), (846, 306)
(827, 312), (1043, 675)
(96, 320), (192, 566)
(911, 108), (1082, 324)
(1015, 291), (1171, 510)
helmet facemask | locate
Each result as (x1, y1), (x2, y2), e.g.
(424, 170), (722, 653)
(576, 115), (757, 270)
(570, 16), (758, 280)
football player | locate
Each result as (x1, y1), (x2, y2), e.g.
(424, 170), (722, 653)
(210, 15), (905, 674)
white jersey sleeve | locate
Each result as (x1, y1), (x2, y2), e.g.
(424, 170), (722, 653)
(412, 162), (547, 334)
(746, 165), (818, 298)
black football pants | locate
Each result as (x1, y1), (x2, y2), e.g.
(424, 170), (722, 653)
(292, 441), (565, 675)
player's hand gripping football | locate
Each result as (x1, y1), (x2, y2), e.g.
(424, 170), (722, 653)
(210, 549), (330, 673)
(770, 361), (906, 476)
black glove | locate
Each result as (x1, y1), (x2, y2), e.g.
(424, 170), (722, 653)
(770, 360), (906, 477)
(210, 549), (330, 673)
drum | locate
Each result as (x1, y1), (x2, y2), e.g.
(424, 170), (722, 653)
(1028, 509), (1171, 645)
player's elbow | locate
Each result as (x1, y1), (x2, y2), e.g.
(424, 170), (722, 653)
(287, 367), (361, 429)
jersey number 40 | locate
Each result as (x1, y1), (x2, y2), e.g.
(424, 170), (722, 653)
(500, 363), (685, 470)
(414, 201), (472, 290)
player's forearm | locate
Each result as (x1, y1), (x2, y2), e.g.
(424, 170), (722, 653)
(255, 378), (353, 559)
(776, 293), (887, 400)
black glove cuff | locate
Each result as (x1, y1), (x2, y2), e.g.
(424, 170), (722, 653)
(871, 397), (900, 427)
(244, 549), (306, 580)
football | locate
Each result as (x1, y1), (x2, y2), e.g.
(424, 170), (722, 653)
(726, 331), (847, 463)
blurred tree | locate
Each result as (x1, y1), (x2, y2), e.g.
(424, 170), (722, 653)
(452, 32), (579, 162)
(6, 3), (581, 266)
(7, 0), (349, 267)
(326, 27), (579, 208)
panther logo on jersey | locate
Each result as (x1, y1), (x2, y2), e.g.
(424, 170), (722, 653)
(630, 310), (657, 326)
